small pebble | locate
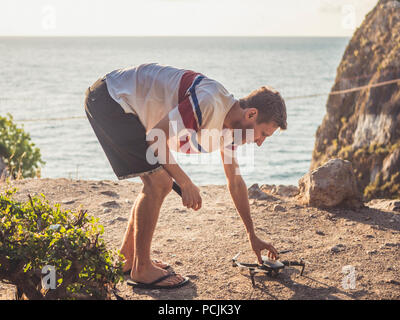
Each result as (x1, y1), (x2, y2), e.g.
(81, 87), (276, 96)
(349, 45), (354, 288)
(331, 244), (346, 253)
(109, 216), (128, 224)
(385, 279), (400, 285)
(100, 190), (119, 198)
(101, 200), (120, 208)
(273, 204), (286, 212)
(61, 199), (76, 204)
(384, 242), (399, 248)
(103, 208), (112, 213)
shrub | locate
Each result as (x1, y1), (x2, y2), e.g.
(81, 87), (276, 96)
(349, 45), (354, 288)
(0, 113), (45, 179)
(0, 185), (124, 300)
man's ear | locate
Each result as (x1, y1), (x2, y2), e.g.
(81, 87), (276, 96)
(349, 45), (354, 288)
(246, 108), (258, 121)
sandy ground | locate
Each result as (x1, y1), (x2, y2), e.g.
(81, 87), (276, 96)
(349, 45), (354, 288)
(0, 177), (399, 300)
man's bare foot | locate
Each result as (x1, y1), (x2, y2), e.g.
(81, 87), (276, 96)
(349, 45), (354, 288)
(123, 259), (169, 273)
(152, 259), (169, 269)
(130, 264), (185, 286)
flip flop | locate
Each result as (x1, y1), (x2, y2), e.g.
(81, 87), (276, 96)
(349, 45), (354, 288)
(126, 272), (190, 289)
(123, 260), (171, 275)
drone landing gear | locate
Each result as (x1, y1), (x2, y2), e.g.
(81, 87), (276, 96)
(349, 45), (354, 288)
(232, 252), (305, 287)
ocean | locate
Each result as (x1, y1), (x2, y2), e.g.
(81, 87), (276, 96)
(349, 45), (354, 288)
(0, 36), (349, 186)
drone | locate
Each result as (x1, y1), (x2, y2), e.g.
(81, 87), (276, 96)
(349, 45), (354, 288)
(232, 251), (306, 287)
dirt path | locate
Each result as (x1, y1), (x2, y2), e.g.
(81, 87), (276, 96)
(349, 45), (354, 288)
(1, 178), (399, 300)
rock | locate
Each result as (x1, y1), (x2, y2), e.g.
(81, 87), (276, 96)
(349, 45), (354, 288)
(385, 279), (400, 285)
(100, 190), (120, 198)
(103, 208), (112, 214)
(367, 199), (400, 212)
(297, 159), (363, 208)
(248, 184), (277, 201)
(109, 216), (128, 224)
(101, 200), (120, 208)
(316, 230), (325, 236)
(310, 0), (400, 201)
(61, 199), (76, 204)
(331, 244), (346, 253)
(367, 249), (378, 255)
(389, 201), (400, 212)
(273, 204), (286, 212)
(384, 242), (400, 248)
(260, 184), (299, 197)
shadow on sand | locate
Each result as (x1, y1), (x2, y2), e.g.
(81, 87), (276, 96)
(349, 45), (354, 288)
(324, 205), (400, 233)
(241, 267), (368, 300)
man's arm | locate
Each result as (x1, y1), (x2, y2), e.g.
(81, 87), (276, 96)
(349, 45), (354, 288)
(147, 114), (202, 211)
(220, 148), (279, 262)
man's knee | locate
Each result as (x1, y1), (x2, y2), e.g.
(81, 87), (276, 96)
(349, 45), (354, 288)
(141, 169), (173, 198)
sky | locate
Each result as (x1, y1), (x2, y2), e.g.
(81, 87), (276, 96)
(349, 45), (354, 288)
(0, 0), (378, 37)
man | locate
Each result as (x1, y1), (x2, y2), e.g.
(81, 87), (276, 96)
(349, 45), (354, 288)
(84, 63), (287, 289)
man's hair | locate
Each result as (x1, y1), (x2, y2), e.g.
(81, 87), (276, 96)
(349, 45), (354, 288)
(239, 86), (287, 130)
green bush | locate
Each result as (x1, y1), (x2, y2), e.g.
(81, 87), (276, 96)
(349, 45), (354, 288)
(0, 113), (45, 179)
(0, 185), (124, 300)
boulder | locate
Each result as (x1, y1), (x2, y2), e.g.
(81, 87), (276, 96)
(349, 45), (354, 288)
(297, 158), (363, 208)
(248, 184), (277, 201)
(260, 184), (299, 197)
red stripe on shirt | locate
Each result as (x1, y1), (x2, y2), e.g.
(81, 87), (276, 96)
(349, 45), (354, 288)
(178, 70), (203, 103)
(177, 70), (203, 154)
(177, 97), (198, 131)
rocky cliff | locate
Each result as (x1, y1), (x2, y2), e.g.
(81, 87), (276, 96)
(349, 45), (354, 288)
(311, 0), (400, 200)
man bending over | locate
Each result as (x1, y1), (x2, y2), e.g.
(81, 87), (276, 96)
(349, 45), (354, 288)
(84, 63), (287, 289)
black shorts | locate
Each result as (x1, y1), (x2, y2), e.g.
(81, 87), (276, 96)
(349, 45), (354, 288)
(84, 76), (163, 179)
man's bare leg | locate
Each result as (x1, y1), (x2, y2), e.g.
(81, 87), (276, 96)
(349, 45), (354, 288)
(120, 198), (168, 272)
(129, 168), (185, 285)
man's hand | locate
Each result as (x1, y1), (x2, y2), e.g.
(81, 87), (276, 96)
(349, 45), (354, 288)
(249, 234), (279, 263)
(181, 180), (202, 211)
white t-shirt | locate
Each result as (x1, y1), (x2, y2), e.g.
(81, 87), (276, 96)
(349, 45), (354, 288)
(105, 63), (238, 154)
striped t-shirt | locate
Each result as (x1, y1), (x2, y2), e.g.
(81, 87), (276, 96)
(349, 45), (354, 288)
(105, 63), (238, 154)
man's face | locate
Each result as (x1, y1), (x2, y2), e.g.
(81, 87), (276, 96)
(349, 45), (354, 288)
(247, 121), (279, 146)
(233, 108), (280, 146)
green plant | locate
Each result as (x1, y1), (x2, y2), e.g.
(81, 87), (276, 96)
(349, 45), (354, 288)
(0, 184), (124, 300)
(0, 113), (45, 179)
